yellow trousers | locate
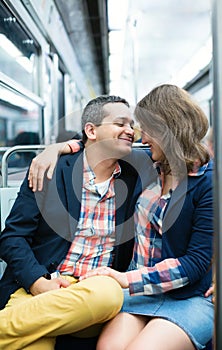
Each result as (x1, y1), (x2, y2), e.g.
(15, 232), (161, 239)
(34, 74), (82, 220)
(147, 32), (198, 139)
(0, 275), (123, 350)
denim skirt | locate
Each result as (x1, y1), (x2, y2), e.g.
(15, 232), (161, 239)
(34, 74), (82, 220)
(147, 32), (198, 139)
(121, 290), (214, 350)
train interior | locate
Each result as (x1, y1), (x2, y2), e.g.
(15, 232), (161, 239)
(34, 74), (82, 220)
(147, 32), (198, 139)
(0, 0), (216, 349)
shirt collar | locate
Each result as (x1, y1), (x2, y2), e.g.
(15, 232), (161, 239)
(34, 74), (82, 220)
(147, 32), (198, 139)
(83, 150), (121, 186)
(188, 162), (209, 177)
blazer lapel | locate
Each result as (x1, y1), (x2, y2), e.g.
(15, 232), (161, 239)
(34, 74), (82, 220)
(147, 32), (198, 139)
(62, 152), (83, 236)
(163, 175), (203, 231)
(115, 175), (129, 245)
(114, 159), (140, 245)
(112, 164), (138, 271)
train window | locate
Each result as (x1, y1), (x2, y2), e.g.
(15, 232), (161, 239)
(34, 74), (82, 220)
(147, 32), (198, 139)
(0, 2), (39, 93)
(64, 75), (82, 134)
(0, 84), (40, 147)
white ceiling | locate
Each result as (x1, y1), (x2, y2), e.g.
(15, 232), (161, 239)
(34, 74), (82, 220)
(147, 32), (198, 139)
(108, 0), (212, 105)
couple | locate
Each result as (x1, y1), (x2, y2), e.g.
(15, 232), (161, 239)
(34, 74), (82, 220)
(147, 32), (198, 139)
(0, 85), (213, 350)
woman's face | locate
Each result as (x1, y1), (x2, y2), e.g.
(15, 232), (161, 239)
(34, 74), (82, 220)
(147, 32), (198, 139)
(140, 129), (164, 162)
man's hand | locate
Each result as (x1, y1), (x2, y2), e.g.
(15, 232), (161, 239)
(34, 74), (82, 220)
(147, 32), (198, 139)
(28, 142), (71, 192)
(79, 266), (129, 289)
(29, 276), (71, 296)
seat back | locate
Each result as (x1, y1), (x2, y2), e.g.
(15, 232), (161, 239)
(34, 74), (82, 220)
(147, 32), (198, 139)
(0, 145), (45, 279)
(0, 187), (19, 278)
(0, 187), (20, 231)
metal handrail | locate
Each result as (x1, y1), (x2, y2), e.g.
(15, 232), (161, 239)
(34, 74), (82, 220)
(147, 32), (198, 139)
(213, 1), (222, 348)
(1, 145), (46, 188)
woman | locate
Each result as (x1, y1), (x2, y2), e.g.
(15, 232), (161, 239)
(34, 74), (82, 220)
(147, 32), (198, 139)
(79, 85), (214, 350)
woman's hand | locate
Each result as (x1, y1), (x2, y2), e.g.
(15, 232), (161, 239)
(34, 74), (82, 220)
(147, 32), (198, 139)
(79, 266), (129, 288)
(28, 141), (80, 192)
(205, 284), (215, 303)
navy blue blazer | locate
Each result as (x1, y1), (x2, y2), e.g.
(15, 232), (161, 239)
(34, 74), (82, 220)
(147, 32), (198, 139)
(162, 160), (214, 298)
(0, 147), (156, 309)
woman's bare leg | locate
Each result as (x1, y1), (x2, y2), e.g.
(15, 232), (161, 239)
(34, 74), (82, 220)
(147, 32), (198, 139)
(96, 312), (147, 350)
(126, 317), (196, 350)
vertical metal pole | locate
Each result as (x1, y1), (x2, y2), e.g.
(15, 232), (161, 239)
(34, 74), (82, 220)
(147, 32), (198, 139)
(212, 0), (222, 349)
(131, 19), (138, 105)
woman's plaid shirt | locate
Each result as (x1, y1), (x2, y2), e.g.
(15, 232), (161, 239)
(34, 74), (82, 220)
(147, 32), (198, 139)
(126, 163), (208, 296)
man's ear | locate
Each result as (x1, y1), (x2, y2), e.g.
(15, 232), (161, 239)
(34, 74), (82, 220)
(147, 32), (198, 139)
(84, 122), (97, 140)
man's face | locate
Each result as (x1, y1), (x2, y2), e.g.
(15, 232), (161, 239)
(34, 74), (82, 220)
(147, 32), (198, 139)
(94, 102), (135, 158)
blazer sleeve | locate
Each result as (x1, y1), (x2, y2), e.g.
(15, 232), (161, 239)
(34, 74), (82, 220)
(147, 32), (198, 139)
(177, 173), (213, 283)
(0, 175), (49, 291)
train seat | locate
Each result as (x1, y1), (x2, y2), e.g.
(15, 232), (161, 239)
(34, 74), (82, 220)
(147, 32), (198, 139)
(206, 340), (213, 350)
(55, 335), (98, 349)
(0, 186), (20, 278)
(0, 187), (20, 231)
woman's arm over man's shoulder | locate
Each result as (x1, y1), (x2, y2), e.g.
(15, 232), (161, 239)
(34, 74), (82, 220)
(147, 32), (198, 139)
(28, 140), (81, 191)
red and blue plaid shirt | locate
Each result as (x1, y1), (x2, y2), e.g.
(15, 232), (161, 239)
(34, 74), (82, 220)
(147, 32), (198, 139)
(126, 163), (209, 296)
(58, 151), (121, 276)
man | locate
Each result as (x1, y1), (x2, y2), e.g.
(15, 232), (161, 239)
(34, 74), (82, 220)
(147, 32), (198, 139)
(0, 95), (155, 349)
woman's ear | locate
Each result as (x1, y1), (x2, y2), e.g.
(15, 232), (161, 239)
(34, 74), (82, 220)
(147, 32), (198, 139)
(84, 122), (97, 140)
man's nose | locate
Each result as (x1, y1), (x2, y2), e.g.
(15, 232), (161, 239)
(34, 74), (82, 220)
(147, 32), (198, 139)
(124, 123), (134, 134)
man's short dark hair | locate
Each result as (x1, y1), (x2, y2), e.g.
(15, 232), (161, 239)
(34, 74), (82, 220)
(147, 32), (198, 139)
(81, 95), (130, 143)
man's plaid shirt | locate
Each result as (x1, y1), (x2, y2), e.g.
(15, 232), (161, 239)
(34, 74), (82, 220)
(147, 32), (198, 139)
(58, 151), (121, 277)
